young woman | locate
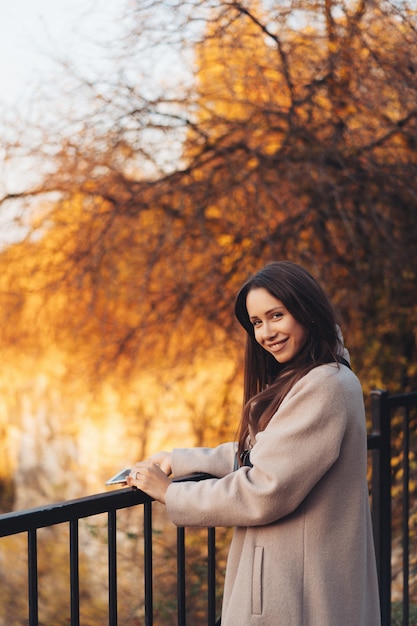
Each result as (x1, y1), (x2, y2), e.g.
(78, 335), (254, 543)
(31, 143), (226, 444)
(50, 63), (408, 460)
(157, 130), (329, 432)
(128, 261), (381, 625)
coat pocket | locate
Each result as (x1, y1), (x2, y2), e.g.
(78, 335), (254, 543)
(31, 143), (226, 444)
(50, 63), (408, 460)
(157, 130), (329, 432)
(251, 546), (264, 615)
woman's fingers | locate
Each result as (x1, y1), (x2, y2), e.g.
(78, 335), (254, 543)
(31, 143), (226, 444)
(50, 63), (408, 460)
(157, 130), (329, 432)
(127, 462), (172, 504)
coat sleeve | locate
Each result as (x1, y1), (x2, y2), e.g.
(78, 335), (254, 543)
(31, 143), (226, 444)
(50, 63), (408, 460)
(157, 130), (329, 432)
(165, 365), (355, 528)
(171, 441), (237, 478)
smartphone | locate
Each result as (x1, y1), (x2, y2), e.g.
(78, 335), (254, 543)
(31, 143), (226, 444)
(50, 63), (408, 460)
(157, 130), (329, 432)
(105, 468), (131, 485)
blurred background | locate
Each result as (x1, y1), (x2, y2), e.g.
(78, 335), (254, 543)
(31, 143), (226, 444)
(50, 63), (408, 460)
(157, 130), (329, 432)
(0, 0), (416, 621)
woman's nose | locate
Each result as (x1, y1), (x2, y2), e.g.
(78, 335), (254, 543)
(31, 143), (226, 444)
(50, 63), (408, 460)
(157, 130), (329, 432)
(262, 321), (276, 340)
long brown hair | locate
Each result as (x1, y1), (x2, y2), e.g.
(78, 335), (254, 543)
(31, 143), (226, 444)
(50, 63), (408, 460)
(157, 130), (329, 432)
(234, 261), (342, 463)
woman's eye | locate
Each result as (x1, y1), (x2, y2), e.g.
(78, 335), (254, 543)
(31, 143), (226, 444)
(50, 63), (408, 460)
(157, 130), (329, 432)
(273, 312), (283, 319)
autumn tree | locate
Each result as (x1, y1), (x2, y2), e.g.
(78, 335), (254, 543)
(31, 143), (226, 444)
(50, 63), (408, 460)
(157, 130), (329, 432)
(0, 0), (416, 414)
(0, 0), (416, 429)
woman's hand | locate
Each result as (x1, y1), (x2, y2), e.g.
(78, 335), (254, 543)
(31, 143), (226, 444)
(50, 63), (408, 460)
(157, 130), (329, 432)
(145, 451), (172, 476)
(127, 461), (172, 504)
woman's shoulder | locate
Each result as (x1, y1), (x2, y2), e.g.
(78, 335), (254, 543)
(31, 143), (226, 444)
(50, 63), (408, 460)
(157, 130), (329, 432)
(271, 362), (365, 431)
(293, 361), (362, 396)
(273, 364), (364, 425)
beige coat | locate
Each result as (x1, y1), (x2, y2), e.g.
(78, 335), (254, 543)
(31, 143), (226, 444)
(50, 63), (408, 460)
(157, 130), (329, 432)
(166, 363), (381, 625)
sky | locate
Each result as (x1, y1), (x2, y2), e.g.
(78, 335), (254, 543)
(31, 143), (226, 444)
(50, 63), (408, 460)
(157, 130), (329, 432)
(0, 0), (189, 217)
(0, 0), (125, 110)
(0, 0), (129, 245)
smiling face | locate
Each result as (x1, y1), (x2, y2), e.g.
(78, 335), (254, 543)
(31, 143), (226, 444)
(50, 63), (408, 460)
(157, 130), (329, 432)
(246, 287), (309, 363)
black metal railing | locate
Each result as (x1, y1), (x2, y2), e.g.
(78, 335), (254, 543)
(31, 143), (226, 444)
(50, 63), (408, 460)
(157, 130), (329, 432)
(0, 475), (217, 626)
(0, 488), (152, 625)
(0, 389), (416, 626)
(369, 389), (417, 626)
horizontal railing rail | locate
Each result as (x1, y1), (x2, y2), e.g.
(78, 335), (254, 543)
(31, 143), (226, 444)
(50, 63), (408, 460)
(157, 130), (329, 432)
(0, 488), (151, 537)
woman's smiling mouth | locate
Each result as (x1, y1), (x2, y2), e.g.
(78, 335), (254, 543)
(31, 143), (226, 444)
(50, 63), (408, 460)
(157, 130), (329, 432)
(267, 338), (288, 350)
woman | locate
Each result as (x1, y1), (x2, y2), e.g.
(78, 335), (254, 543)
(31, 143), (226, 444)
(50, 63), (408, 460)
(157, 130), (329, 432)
(128, 261), (381, 625)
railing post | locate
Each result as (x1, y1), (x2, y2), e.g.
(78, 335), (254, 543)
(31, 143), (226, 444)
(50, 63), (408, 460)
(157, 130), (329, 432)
(108, 509), (118, 626)
(401, 405), (410, 626)
(28, 528), (39, 626)
(207, 527), (216, 626)
(70, 519), (80, 626)
(143, 500), (153, 626)
(177, 527), (186, 626)
(370, 389), (391, 626)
